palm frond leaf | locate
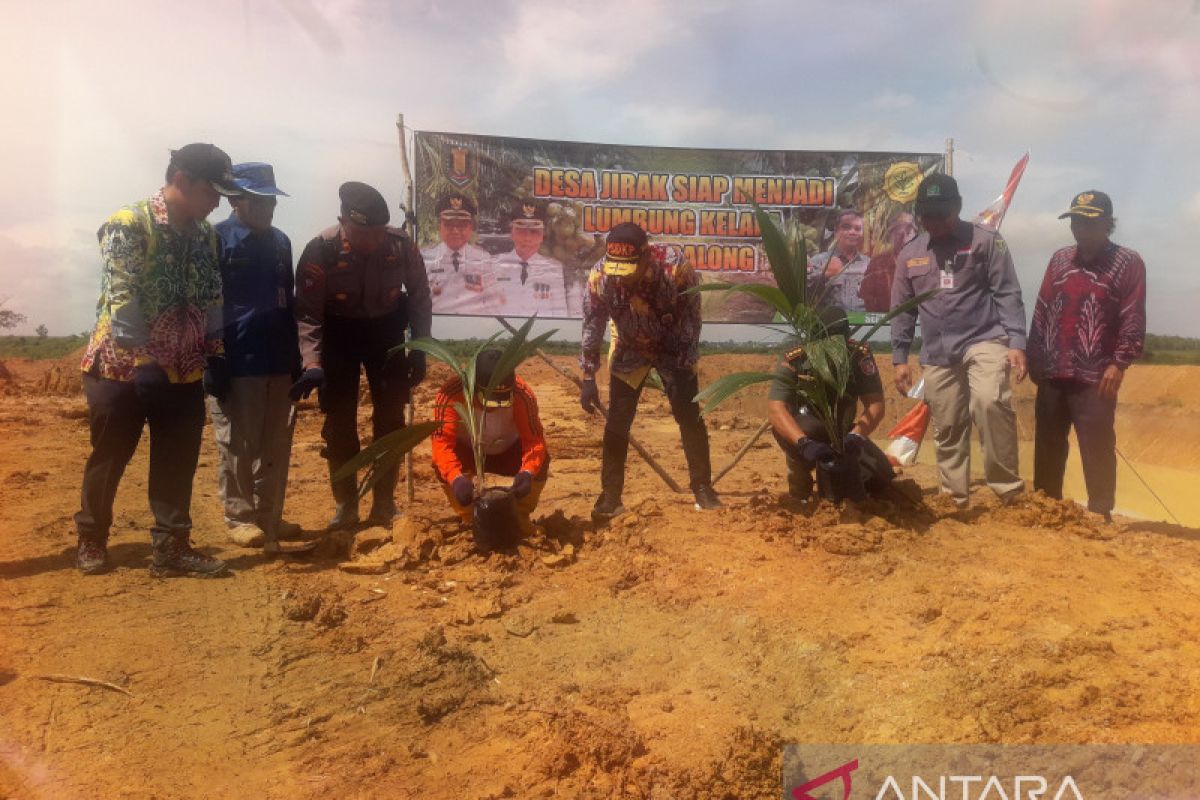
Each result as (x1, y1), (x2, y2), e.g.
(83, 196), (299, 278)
(693, 370), (782, 416)
(331, 420), (443, 495)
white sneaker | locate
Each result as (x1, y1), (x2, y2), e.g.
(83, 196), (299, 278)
(227, 523), (266, 547)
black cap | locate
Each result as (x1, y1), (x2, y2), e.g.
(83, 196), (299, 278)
(508, 199), (547, 228)
(169, 143), (240, 196)
(339, 181), (389, 226)
(914, 173), (961, 214)
(816, 305), (850, 338)
(435, 192), (478, 220)
(474, 349), (515, 408)
(602, 222), (648, 276)
(1059, 190), (1113, 219)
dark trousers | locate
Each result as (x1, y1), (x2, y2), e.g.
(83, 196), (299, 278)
(1033, 378), (1117, 514)
(772, 414), (895, 499)
(601, 367), (711, 498)
(319, 314), (408, 507)
(75, 375), (205, 546)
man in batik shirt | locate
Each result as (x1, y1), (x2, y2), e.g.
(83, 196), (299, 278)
(75, 143), (240, 577)
(1027, 190), (1146, 523)
(579, 222), (720, 520)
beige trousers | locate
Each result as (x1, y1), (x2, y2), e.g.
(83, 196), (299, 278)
(922, 340), (1023, 504)
(207, 374), (296, 537)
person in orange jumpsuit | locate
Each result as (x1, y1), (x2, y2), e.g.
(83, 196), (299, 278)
(431, 349), (549, 529)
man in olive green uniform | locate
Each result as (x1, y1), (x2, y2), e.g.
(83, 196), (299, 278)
(767, 306), (893, 501)
(292, 182), (432, 528)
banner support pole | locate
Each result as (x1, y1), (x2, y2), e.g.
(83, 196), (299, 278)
(493, 316), (684, 494)
(397, 113), (417, 503)
(945, 137), (955, 176)
(712, 418), (772, 487)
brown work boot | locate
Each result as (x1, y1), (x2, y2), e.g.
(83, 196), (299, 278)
(151, 534), (227, 578)
(76, 538), (109, 575)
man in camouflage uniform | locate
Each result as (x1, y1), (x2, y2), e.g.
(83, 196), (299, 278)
(580, 222), (720, 520)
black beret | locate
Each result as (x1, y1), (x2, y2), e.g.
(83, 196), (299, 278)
(339, 181), (390, 226)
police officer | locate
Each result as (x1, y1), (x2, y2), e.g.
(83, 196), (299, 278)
(492, 200), (571, 317)
(291, 182), (432, 528)
(767, 306), (893, 502)
(420, 192), (495, 314)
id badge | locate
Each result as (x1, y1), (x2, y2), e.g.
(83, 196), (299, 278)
(940, 270), (955, 290)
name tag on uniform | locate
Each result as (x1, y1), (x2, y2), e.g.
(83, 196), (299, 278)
(907, 256), (930, 269)
(940, 270), (955, 289)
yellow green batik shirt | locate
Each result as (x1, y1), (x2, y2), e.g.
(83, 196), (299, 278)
(81, 191), (224, 382)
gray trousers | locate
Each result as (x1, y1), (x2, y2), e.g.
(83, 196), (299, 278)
(207, 374), (295, 536)
(922, 340), (1023, 503)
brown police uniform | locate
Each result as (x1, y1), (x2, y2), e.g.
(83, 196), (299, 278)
(295, 223), (432, 512)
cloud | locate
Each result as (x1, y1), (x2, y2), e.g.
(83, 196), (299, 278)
(0, 232), (98, 337)
(1188, 192), (1200, 224)
(869, 90), (915, 111)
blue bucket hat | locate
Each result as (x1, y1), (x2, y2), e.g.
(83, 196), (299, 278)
(232, 162), (289, 196)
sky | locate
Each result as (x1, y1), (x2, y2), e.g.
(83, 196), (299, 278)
(2, 0), (1198, 339)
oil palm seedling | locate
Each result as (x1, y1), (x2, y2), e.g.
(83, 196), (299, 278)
(689, 201), (936, 453)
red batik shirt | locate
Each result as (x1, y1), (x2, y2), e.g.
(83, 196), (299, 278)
(1027, 243), (1146, 385)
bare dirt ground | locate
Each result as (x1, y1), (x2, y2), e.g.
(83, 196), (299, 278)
(1, 353), (1198, 799)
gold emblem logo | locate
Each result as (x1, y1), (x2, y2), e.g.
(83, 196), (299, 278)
(450, 196), (463, 210)
(884, 162), (922, 203)
(1076, 192), (1094, 205)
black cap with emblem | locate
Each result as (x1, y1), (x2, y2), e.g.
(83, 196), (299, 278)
(508, 199), (547, 229)
(435, 192), (478, 220)
(339, 181), (390, 226)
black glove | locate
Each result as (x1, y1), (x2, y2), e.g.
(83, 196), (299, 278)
(289, 367), (325, 401)
(511, 470), (533, 498)
(796, 437), (836, 466)
(451, 475), (475, 506)
(580, 378), (600, 413)
(842, 431), (867, 457)
(202, 356), (231, 402)
(406, 350), (427, 387)
(133, 362), (169, 388)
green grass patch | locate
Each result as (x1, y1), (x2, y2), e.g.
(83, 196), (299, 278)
(0, 335), (89, 360)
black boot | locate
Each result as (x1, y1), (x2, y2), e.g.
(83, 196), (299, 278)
(328, 502), (360, 531)
(151, 533), (226, 577)
(366, 496), (399, 526)
(327, 463), (360, 530)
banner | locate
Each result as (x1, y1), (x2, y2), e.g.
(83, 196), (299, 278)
(414, 130), (943, 323)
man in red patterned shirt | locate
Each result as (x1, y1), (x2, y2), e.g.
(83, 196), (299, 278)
(579, 222), (720, 520)
(1027, 191), (1146, 522)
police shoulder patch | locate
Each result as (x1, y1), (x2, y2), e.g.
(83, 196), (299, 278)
(784, 344), (806, 363)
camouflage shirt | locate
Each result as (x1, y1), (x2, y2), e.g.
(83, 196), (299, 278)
(579, 244), (701, 378)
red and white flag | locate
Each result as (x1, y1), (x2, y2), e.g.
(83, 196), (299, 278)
(974, 152), (1029, 231)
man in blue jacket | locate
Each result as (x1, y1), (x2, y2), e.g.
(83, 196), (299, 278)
(209, 162), (302, 551)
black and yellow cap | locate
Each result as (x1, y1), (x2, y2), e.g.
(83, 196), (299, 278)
(1058, 190), (1113, 219)
(474, 349), (515, 409)
(602, 222), (647, 277)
